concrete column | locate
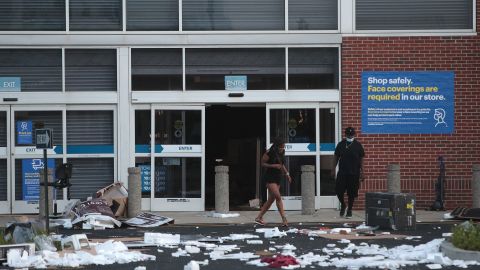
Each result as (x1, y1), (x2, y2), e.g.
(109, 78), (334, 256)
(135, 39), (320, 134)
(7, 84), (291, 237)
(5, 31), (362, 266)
(473, 164), (480, 208)
(215, 166), (229, 214)
(39, 169), (53, 218)
(117, 47), (131, 187)
(301, 165), (315, 215)
(387, 164), (401, 193)
(128, 167), (142, 218)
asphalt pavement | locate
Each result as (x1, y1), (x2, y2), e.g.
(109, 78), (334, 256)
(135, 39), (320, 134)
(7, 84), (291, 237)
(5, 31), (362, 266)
(2, 210), (479, 270)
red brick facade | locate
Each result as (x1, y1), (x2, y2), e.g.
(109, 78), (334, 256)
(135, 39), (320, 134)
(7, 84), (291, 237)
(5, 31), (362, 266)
(341, 1), (480, 210)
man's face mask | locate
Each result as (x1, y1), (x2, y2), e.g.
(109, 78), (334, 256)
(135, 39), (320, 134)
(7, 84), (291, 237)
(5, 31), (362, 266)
(346, 137), (354, 142)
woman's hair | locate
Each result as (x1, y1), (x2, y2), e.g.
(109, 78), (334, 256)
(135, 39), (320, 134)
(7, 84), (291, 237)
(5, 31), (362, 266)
(272, 137), (285, 148)
(269, 137), (285, 163)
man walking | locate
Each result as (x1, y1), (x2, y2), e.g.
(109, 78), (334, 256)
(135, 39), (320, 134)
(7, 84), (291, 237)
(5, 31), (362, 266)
(333, 127), (365, 218)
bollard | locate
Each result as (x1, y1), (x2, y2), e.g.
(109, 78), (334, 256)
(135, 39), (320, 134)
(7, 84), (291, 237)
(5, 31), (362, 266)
(387, 164), (401, 193)
(215, 166), (229, 214)
(128, 167), (142, 218)
(301, 165), (315, 215)
(39, 169), (53, 218)
(473, 164), (480, 208)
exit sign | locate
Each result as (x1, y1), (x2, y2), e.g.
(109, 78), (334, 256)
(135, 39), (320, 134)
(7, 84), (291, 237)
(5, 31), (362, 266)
(0, 77), (21, 92)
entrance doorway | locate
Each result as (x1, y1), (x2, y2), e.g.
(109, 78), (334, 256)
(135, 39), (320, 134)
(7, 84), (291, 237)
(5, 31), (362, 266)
(205, 105), (266, 210)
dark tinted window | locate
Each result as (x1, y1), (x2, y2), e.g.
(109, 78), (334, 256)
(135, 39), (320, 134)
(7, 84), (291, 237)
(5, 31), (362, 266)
(66, 49), (117, 92)
(186, 48), (285, 90)
(183, 0), (284, 30)
(70, 0), (122, 31)
(289, 48), (338, 89)
(356, 0), (473, 30)
(132, 49), (182, 91)
(0, 0), (65, 31)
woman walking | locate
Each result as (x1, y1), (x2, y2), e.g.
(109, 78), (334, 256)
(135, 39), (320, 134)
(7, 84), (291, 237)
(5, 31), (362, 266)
(255, 137), (292, 227)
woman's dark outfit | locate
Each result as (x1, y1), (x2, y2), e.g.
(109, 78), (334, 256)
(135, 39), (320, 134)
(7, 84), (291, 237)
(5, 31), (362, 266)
(263, 150), (283, 184)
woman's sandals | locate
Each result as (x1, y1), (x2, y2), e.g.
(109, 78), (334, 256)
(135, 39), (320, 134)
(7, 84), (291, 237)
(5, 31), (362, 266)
(255, 218), (266, 226)
(281, 216), (288, 227)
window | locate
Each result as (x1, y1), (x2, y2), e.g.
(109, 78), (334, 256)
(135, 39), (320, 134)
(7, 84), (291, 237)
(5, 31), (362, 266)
(69, 0), (122, 31)
(127, 0), (178, 30)
(186, 48), (285, 90)
(288, 48), (339, 90)
(0, 49), (62, 92)
(14, 111), (63, 146)
(67, 158), (114, 200)
(270, 109), (316, 143)
(356, 0), (473, 30)
(0, 0), (65, 31)
(66, 49), (117, 92)
(154, 110), (201, 145)
(289, 0), (338, 30)
(66, 111), (114, 154)
(183, 0), (284, 30)
(131, 49), (182, 91)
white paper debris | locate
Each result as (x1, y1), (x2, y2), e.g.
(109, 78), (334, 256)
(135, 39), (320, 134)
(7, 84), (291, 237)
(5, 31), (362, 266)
(256, 227), (287, 238)
(221, 234), (259, 241)
(184, 260), (200, 270)
(206, 212), (240, 218)
(426, 264), (443, 269)
(246, 240), (263, 244)
(144, 233), (181, 245)
(134, 266), (146, 270)
(7, 242), (156, 269)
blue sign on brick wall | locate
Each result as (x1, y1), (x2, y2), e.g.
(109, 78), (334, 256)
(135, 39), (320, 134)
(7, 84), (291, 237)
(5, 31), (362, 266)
(362, 71), (454, 134)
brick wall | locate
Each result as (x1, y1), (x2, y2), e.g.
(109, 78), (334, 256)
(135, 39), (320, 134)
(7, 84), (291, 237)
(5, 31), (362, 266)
(341, 2), (480, 210)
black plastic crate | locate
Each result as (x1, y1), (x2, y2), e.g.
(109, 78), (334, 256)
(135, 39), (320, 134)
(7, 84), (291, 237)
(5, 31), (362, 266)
(365, 192), (416, 231)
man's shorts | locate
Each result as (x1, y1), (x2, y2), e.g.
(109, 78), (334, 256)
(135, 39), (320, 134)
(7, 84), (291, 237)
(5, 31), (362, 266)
(335, 173), (360, 198)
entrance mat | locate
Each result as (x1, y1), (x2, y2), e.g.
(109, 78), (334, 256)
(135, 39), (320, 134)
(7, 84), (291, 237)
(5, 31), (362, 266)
(317, 233), (407, 240)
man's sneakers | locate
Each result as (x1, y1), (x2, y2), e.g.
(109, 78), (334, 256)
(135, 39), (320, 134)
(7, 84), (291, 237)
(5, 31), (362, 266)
(345, 210), (353, 219)
(339, 204), (346, 217)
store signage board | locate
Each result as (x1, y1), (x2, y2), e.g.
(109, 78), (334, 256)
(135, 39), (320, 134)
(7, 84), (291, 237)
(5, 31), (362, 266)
(362, 71), (454, 134)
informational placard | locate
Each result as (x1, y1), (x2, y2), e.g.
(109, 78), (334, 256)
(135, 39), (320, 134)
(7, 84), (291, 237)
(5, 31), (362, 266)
(35, 129), (53, 149)
(139, 164), (151, 193)
(22, 158), (55, 201)
(225, 76), (247, 91)
(17, 120), (32, 145)
(362, 71), (454, 134)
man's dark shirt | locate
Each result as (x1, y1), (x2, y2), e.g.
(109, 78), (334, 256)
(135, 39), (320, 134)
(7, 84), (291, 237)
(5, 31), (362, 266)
(334, 139), (365, 176)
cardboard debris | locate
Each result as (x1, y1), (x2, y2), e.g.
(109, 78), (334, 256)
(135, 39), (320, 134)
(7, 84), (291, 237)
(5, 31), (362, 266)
(96, 182), (128, 217)
(124, 212), (174, 227)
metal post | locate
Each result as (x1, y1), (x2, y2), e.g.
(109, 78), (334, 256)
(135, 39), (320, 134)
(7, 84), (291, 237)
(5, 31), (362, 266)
(43, 149), (49, 233)
(387, 164), (401, 193)
(301, 165), (315, 215)
(39, 168), (53, 232)
(473, 164), (480, 208)
(128, 167), (142, 218)
(215, 166), (229, 214)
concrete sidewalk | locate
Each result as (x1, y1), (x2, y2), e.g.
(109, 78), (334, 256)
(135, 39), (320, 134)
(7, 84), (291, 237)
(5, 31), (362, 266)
(0, 209), (450, 226)
(154, 209), (451, 225)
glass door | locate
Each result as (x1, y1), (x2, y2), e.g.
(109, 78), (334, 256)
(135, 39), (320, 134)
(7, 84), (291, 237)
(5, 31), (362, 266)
(266, 103), (338, 210)
(134, 105), (205, 211)
(0, 106), (10, 214)
(10, 105), (64, 214)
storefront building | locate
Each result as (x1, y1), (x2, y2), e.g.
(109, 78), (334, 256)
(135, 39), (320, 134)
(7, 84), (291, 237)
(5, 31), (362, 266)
(0, 0), (477, 213)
